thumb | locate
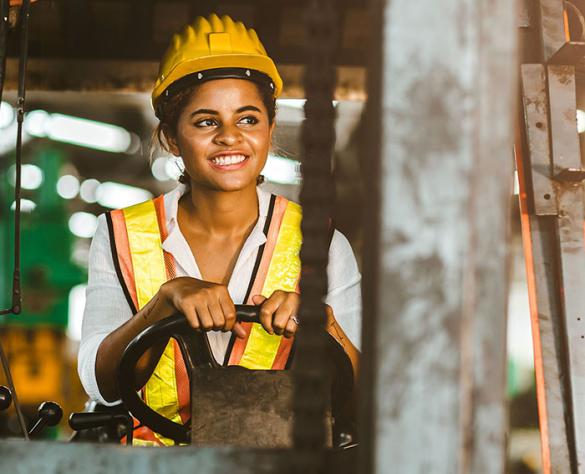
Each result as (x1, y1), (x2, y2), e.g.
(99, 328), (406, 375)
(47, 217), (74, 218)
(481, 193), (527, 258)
(252, 294), (266, 305)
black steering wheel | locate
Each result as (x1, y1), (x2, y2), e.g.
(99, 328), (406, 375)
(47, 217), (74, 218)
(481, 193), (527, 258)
(118, 304), (262, 444)
(118, 305), (356, 445)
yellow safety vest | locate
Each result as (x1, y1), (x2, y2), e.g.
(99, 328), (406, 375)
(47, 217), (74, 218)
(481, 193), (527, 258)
(106, 193), (302, 445)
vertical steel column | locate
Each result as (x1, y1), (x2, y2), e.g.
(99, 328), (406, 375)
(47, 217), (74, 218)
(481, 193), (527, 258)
(360, 0), (517, 472)
(547, 65), (585, 472)
(518, 65), (572, 473)
(294, 0), (337, 471)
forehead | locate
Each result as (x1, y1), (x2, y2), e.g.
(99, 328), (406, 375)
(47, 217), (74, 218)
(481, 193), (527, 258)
(187, 78), (264, 109)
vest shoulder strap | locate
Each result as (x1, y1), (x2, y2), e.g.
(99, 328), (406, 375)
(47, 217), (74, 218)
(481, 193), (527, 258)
(106, 195), (170, 313)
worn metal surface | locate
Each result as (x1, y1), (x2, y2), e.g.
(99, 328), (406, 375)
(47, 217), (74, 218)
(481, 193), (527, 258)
(0, 440), (356, 474)
(540, 0), (585, 65)
(515, 98), (572, 472)
(360, 0), (516, 472)
(554, 184), (585, 472)
(548, 66), (582, 171)
(516, 200), (572, 471)
(190, 369), (332, 448)
(3, 58), (365, 99)
(547, 64), (585, 472)
(527, 218), (573, 474)
(539, 0), (571, 63)
(521, 64), (557, 215)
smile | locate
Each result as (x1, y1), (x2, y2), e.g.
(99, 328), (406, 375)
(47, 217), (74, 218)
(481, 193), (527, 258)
(208, 153), (250, 170)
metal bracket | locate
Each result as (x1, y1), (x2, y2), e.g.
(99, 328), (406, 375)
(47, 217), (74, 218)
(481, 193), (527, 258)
(520, 64), (558, 215)
(553, 167), (585, 182)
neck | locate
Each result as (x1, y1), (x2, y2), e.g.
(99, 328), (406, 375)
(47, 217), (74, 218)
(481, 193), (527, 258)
(180, 183), (259, 236)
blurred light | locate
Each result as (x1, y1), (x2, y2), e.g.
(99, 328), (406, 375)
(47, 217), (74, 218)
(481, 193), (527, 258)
(79, 178), (100, 203)
(165, 157), (183, 180)
(47, 114), (132, 153)
(277, 99), (306, 109)
(514, 170), (519, 196)
(151, 157), (171, 181)
(68, 212), (98, 238)
(25, 110), (133, 153)
(276, 99), (338, 109)
(71, 240), (90, 268)
(578, 109), (585, 134)
(151, 156), (183, 181)
(262, 155), (302, 185)
(10, 199), (36, 212)
(0, 102), (14, 129)
(57, 174), (80, 199)
(24, 109), (50, 136)
(96, 182), (153, 209)
(125, 133), (142, 155)
(67, 284), (87, 342)
(8, 164), (43, 190)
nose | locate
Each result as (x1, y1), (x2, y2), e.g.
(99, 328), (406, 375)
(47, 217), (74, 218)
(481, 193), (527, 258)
(213, 123), (242, 146)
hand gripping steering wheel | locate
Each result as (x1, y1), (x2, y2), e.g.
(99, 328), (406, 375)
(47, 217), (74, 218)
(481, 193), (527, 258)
(117, 304), (262, 444)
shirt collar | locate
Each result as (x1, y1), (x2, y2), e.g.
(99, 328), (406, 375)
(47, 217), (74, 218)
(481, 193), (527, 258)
(164, 183), (271, 227)
(161, 184), (271, 275)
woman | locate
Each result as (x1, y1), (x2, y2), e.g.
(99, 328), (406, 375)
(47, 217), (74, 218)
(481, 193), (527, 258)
(78, 13), (362, 446)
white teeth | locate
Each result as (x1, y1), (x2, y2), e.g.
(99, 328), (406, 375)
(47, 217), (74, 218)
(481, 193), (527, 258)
(211, 154), (247, 166)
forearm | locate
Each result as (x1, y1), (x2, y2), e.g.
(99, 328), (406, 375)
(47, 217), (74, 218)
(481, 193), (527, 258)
(95, 290), (175, 402)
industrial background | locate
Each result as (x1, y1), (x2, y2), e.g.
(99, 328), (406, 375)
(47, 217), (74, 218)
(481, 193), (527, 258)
(0, 0), (576, 473)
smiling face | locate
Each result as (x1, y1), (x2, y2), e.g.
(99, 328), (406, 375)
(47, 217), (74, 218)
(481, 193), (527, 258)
(164, 79), (274, 193)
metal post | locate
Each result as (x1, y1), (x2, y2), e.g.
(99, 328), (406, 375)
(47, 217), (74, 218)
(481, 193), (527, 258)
(360, 0), (517, 471)
(294, 0), (337, 471)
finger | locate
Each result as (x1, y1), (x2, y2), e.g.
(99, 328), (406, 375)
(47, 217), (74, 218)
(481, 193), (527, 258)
(208, 299), (226, 331)
(252, 294), (266, 305)
(272, 303), (294, 336)
(283, 318), (298, 338)
(181, 304), (200, 331)
(259, 292), (286, 335)
(218, 292), (236, 331)
(232, 321), (247, 339)
(195, 303), (214, 331)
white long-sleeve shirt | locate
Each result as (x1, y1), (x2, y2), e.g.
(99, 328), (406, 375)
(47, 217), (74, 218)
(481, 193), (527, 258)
(78, 184), (362, 406)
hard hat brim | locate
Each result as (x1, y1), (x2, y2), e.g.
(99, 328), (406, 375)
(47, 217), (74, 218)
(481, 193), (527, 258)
(152, 54), (283, 109)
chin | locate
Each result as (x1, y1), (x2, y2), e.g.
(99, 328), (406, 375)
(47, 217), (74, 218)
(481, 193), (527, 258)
(209, 178), (257, 193)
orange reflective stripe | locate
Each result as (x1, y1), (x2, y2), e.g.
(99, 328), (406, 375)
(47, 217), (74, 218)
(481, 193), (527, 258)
(228, 198), (302, 370)
(109, 209), (139, 312)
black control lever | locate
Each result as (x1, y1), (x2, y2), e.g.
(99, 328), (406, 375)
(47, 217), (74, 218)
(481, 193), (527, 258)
(28, 401), (62, 437)
(69, 412), (134, 444)
(0, 385), (12, 411)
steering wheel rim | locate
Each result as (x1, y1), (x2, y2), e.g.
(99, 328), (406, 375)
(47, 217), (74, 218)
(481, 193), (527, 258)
(118, 305), (261, 444)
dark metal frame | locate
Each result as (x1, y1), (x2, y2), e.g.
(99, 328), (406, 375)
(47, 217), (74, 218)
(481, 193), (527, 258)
(518, 0), (585, 470)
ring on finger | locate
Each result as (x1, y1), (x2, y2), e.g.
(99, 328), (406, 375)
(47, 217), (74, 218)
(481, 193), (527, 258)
(291, 315), (300, 326)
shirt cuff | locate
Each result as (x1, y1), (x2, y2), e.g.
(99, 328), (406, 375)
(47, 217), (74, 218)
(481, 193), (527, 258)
(78, 333), (123, 407)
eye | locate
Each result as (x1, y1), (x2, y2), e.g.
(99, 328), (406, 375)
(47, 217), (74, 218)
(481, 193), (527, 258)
(239, 115), (259, 125)
(195, 118), (217, 128)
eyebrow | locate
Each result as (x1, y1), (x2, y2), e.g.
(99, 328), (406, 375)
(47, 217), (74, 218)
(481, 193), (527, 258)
(190, 105), (262, 118)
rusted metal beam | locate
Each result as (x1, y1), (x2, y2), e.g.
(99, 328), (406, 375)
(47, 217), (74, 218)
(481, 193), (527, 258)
(1, 59), (365, 99)
(520, 64), (557, 215)
(360, 0), (516, 471)
(547, 64), (585, 472)
(516, 66), (572, 472)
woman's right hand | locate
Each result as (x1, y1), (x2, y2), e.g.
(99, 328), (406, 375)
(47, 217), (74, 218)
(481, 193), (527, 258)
(160, 277), (246, 338)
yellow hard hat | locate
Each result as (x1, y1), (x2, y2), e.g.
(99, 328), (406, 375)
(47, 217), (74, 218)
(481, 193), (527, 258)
(152, 14), (283, 112)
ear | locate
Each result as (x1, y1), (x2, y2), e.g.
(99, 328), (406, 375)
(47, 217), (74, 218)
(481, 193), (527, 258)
(161, 124), (181, 157)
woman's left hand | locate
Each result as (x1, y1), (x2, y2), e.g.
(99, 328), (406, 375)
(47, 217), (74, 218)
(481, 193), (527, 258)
(252, 291), (300, 338)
